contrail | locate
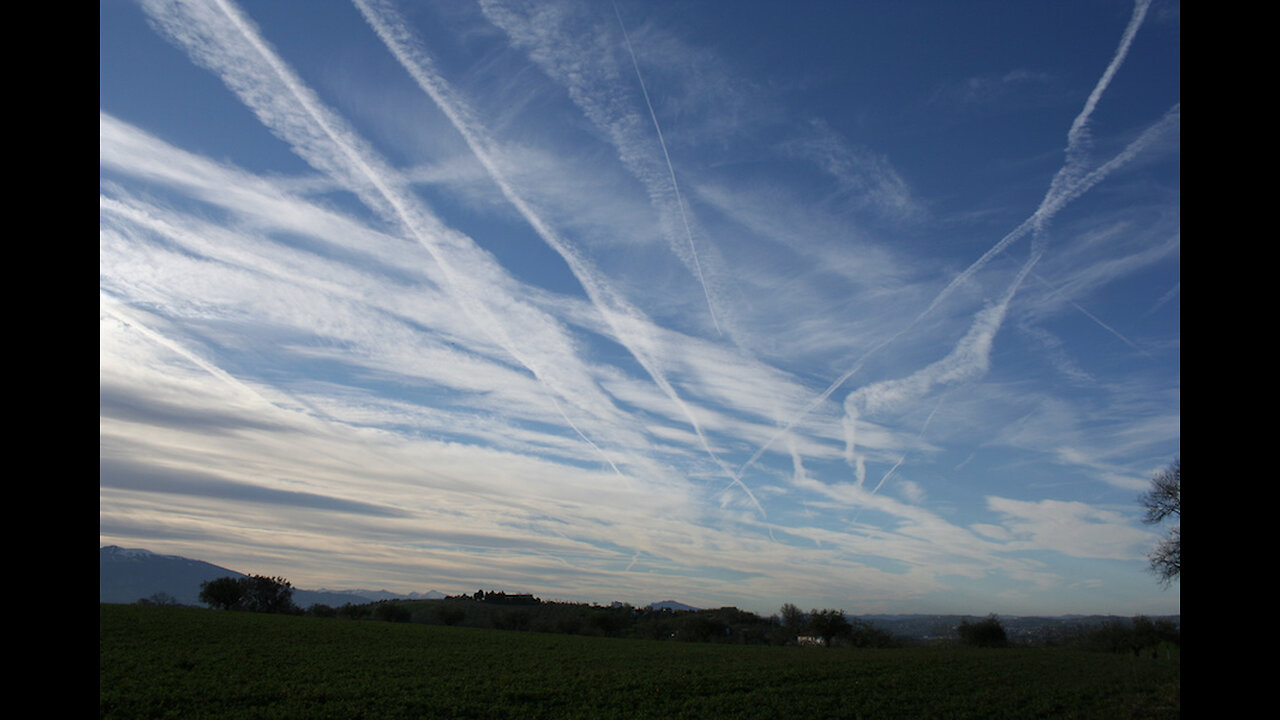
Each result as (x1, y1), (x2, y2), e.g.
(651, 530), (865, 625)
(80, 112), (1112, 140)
(101, 290), (255, 401)
(843, 246), (1043, 489)
(101, 193), (366, 429)
(1147, 281), (1179, 315)
(353, 0), (763, 516)
(549, 395), (628, 484)
(1029, 271), (1149, 356)
(477, 0), (724, 333)
(139, 0), (644, 478)
(611, 0), (722, 335)
(868, 396), (943, 496)
(1069, 300), (1147, 355)
(929, 0), (1155, 319)
(1055, 0), (1152, 201)
(734, 1), (1160, 479)
(869, 456), (905, 496)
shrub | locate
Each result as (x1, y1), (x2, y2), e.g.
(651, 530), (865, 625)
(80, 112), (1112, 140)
(1073, 617), (1179, 654)
(308, 604), (337, 618)
(958, 615), (1008, 648)
(338, 602), (370, 620)
(1131, 616), (1179, 650)
(373, 601), (411, 623)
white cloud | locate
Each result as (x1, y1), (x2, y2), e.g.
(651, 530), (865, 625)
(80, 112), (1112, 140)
(985, 497), (1152, 560)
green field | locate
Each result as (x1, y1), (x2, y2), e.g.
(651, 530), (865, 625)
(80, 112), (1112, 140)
(100, 605), (1178, 719)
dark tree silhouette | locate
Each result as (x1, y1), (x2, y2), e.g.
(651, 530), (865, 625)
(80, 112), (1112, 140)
(1140, 458), (1180, 586)
(199, 576), (246, 610)
(147, 592), (179, 606)
(372, 601), (411, 623)
(807, 609), (852, 647)
(241, 575), (296, 614)
(779, 603), (804, 630)
(338, 602), (370, 620)
(957, 615), (1008, 648)
(199, 575), (295, 613)
(308, 604), (337, 618)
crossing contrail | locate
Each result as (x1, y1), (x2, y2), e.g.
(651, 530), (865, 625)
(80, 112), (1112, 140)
(353, 0), (763, 516)
(611, 0), (722, 335)
(139, 0), (647, 476)
(734, 0), (1161, 480)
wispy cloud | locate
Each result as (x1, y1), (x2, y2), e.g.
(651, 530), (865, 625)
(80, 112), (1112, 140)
(985, 496), (1153, 560)
(478, 0), (726, 325)
(611, 0), (720, 333)
(102, 0), (1178, 614)
(351, 0), (765, 513)
(734, 0), (1173, 490)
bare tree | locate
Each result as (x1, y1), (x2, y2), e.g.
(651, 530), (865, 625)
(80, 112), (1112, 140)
(779, 603), (804, 630)
(1140, 458), (1179, 586)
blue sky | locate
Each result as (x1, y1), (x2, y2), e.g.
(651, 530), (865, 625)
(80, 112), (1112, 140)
(101, 0), (1179, 616)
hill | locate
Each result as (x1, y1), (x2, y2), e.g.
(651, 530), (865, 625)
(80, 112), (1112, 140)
(99, 546), (445, 608)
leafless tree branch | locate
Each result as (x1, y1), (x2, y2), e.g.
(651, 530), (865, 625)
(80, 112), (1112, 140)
(1139, 458), (1179, 586)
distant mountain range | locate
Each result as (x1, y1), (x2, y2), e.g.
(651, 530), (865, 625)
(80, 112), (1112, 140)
(648, 600), (700, 612)
(99, 546), (446, 608)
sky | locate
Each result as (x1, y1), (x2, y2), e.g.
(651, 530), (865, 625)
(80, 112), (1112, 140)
(100, 0), (1179, 617)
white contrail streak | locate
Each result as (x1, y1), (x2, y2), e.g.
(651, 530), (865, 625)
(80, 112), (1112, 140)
(352, 0), (763, 516)
(734, 1), (1162, 478)
(867, 396), (943, 497)
(933, 0), (1155, 314)
(611, 0), (721, 335)
(477, 1), (726, 333)
(1147, 282), (1179, 315)
(550, 396), (627, 483)
(843, 247), (1043, 488)
(1069, 300), (1147, 354)
(1054, 0), (1152, 202)
(101, 193), (374, 429)
(101, 290), (255, 401)
(735, 101), (1168, 475)
(1029, 271), (1149, 356)
(869, 456), (906, 496)
(138, 0), (641, 474)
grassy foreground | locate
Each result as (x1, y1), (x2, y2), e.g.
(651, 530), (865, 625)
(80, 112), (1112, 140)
(100, 604), (1178, 719)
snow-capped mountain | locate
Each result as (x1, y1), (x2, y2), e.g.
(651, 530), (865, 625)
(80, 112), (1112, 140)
(100, 545), (247, 606)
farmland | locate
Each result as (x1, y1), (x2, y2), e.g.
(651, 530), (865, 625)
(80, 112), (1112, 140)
(100, 604), (1178, 719)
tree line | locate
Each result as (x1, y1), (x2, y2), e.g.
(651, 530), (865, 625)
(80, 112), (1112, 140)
(187, 578), (1177, 655)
